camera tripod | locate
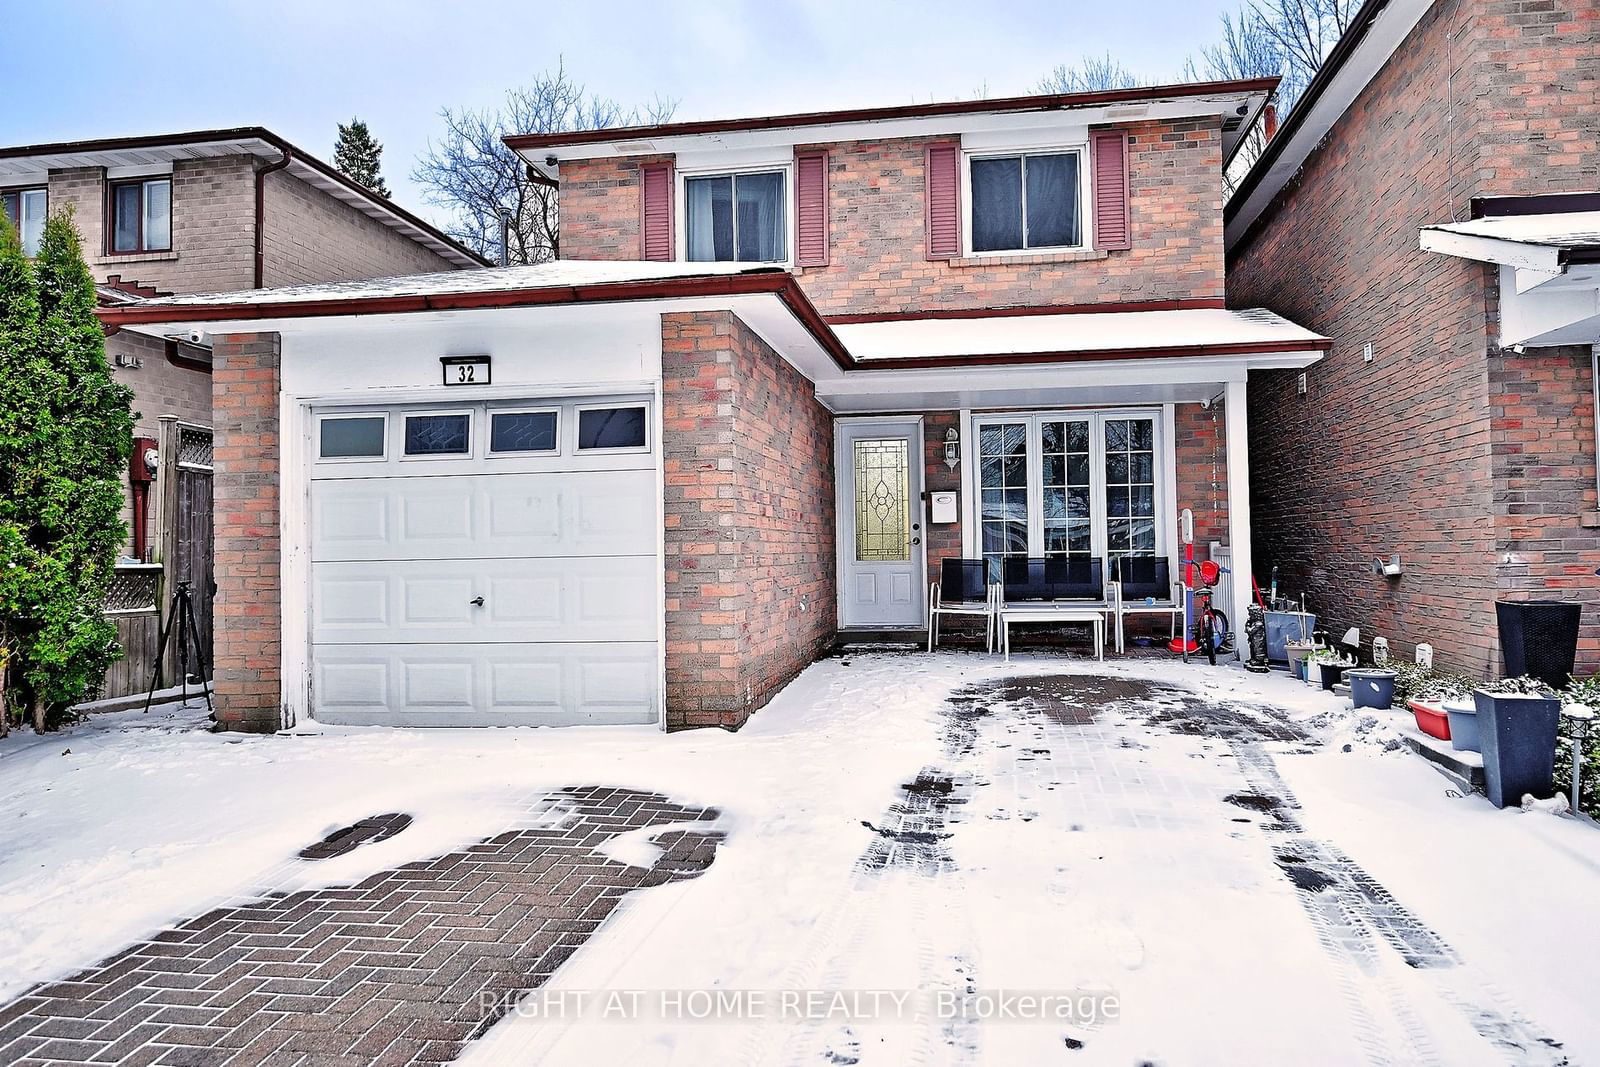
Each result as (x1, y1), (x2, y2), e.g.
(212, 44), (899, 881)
(142, 579), (213, 716)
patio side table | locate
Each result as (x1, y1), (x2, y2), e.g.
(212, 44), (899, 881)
(999, 606), (1106, 662)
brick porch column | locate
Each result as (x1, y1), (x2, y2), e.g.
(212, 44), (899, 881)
(210, 332), (282, 732)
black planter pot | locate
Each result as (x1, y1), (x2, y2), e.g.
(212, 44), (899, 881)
(1495, 600), (1582, 689)
(1472, 690), (1561, 809)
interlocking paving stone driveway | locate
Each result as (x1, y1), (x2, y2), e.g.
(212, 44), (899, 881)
(0, 787), (721, 1066)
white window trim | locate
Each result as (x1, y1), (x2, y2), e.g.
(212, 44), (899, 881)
(965, 407), (1170, 565)
(399, 409), (474, 462)
(574, 401), (653, 455)
(675, 162), (795, 267)
(960, 145), (1091, 258)
(315, 411), (388, 462)
(485, 406), (562, 457)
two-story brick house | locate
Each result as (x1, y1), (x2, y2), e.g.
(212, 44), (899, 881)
(97, 82), (1329, 732)
(1, 128), (486, 697)
(1227, 0), (1600, 678)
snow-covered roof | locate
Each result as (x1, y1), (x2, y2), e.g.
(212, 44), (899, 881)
(123, 260), (773, 309)
(1428, 212), (1600, 249)
(834, 307), (1328, 365)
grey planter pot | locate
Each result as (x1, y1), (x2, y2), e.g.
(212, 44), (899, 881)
(1472, 690), (1561, 809)
(1348, 669), (1397, 710)
(1443, 699), (1480, 753)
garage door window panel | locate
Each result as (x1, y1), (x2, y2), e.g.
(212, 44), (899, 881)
(404, 413), (472, 457)
(577, 405), (649, 452)
(318, 414), (387, 460)
(490, 410), (559, 455)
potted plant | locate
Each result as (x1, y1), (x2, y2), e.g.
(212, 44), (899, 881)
(1347, 666), (1398, 710)
(1408, 668), (1465, 742)
(1473, 677), (1562, 808)
(1305, 647), (1353, 691)
(1285, 638), (1315, 682)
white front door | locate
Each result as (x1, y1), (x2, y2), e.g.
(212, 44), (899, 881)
(838, 419), (925, 628)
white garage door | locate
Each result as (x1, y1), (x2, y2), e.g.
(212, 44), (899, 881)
(308, 398), (659, 726)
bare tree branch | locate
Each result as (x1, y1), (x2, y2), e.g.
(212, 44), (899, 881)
(412, 61), (678, 265)
(1035, 53), (1144, 94)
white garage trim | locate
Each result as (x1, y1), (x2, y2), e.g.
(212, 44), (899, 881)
(285, 389), (665, 728)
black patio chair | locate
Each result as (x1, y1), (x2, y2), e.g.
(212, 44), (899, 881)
(1109, 555), (1183, 653)
(928, 558), (998, 651)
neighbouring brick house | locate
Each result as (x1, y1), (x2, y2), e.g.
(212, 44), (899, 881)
(99, 82), (1329, 732)
(1226, 0), (1600, 677)
(2, 128), (486, 697)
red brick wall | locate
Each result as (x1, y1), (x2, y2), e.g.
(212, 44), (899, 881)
(1229, 0), (1599, 676)
(559, 154), (672, 261)
(210, 332), (282, 732)
(1175, 401), (1230, 559)
(1491, 344), (1600, 664)
(922, 411), (963, 592)
(560, 118), (1224, 316)
(661, 311), (836, 728)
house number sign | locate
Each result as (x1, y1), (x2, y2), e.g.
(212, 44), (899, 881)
(440, 355), (491, 386)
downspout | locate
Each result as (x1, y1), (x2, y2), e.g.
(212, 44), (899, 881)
(253, 147), (292, 288)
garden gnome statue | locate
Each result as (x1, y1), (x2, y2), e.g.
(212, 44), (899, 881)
(1245, 603), (1270, 673)
(1372, 637), (1390, 666)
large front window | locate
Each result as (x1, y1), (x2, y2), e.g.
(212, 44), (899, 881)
(969, 150), (1082, 253)
(2, 187), (46, 256)
(976, 411), (1161, 579)
(685, 170), (786, 262)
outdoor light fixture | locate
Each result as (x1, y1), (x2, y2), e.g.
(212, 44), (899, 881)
(944, 427), (960, 471)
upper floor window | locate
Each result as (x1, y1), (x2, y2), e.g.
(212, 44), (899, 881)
(969, 150), (1082, 254)
(685, 170), (786, 262)
(2, 188), (46, 256)
(109, 177), (171, 254)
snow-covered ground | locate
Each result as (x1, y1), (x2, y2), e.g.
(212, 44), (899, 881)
(1, 652), (1596, 1066)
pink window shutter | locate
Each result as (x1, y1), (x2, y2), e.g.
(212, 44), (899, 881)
(1091, 130), (1131, 251)
(924, 141), (961, 260)
(794, 150), (830, 267)
(639, 161), (675, 261)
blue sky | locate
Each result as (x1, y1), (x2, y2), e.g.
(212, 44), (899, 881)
(3, 0), (1240, 226)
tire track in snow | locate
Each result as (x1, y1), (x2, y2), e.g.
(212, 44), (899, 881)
(1230, 741), (1570, 1065)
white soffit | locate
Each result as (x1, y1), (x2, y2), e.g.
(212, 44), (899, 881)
(526, 90), (1272, 178)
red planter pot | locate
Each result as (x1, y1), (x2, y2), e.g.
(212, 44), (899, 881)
(1408, 699), (1452, 741)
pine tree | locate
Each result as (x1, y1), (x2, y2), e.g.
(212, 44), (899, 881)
(334, 118), (390, 197)
(0, 209), (134, 732)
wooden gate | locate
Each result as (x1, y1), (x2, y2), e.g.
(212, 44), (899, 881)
(156, 419), (215, 683)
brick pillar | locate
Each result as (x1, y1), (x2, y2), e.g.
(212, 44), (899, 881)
(210, 332), (282, 732)
(661, 310), (837, 730)
(661, 312), (745, 726)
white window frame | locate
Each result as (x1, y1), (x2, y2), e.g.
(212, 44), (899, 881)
(399, 409), (474, 462)
(2, 186), (47, 256)
(675, 163), (795, 266)
(315, 411), (388, 463)
(485, 406), (561, 457)
(574, 401), (653, 455)
(968, 408), (1169, 566)
(961, 145), (1091, 258)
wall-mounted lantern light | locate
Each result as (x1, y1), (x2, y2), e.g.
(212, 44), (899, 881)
(944, 427), (960, 471)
